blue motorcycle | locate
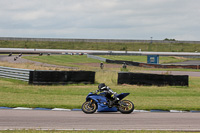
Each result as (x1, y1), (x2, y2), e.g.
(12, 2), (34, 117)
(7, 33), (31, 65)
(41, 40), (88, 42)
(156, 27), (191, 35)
(82, 92), (134, 114)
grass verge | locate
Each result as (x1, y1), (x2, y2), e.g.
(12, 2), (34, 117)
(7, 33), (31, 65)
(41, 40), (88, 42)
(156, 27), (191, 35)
(22, 55), (200, 72)
(0, 75), (200, 111)
(23, 55), (100, 67)
(0, 55), (200, 111)
(1, 40), (200, 52)
(100, 55), (200, 64)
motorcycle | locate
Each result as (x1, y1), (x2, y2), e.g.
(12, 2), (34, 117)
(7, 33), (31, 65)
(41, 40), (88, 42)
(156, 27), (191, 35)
(82, 92), (134, 114)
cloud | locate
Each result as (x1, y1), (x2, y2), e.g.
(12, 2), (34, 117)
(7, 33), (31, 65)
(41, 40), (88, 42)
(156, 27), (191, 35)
(0, 0), (200, 40)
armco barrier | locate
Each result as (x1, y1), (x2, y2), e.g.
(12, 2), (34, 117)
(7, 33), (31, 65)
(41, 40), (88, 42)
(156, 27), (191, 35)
(87, 54), (107, 62)
(118, 72), (188, 86)
(29, 71), (95, 85)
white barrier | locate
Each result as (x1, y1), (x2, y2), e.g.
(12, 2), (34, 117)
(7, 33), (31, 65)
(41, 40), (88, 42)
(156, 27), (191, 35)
(0, 66), (32, 81)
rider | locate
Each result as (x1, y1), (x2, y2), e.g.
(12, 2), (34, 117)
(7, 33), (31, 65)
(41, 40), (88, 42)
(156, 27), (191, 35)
(95, 83), (119, 107)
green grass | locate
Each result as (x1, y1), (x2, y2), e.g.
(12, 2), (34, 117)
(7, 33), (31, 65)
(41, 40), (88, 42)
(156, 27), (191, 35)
(23, 55), (101, 67)
(1, 55), (200, 111)
(24, 55), (200, 67)
(1, 76), (200, 111)
(1, 40), (200, 52)
(22, 55), (200, 72)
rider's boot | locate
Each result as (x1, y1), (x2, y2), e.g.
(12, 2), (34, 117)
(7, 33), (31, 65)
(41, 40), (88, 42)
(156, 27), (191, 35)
(108, 98), (119, 107)
(113, 98), (119, 105)
(108, 100), (113, 108)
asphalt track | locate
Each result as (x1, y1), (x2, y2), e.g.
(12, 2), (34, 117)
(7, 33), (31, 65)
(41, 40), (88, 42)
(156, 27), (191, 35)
(1, 110), (200, 131)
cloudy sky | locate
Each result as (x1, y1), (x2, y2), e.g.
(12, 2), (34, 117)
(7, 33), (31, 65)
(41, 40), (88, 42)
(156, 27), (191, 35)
(0, 0), (200, 41)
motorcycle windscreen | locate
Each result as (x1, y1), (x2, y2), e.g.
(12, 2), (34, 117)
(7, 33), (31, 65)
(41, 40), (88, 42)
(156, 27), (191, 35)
(116, 93), (130, 100)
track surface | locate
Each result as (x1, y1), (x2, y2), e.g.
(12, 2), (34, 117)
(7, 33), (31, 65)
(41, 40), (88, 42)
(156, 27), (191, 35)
(0, 110), (200, 131)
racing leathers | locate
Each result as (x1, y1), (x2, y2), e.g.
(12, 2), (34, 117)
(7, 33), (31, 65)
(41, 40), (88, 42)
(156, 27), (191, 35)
(95, 86), (119, 107)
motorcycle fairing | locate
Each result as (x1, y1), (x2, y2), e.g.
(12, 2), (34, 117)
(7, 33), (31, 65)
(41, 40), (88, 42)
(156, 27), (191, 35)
(116, 93), (130, 100)
(98, 93), (130, 112)
(86, 92), (117, 112)
(97, 104), (118, 112)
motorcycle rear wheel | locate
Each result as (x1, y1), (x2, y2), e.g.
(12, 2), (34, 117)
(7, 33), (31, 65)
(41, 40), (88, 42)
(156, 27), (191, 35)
(118, 100), (134, 114)
(82, 101), (97, 114)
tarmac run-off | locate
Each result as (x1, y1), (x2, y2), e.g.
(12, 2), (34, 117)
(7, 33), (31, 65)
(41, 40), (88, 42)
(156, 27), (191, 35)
(0, 110), (200, 131)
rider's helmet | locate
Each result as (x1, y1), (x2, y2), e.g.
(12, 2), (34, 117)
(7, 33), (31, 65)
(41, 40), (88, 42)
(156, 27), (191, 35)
(98, 83), (107, 91)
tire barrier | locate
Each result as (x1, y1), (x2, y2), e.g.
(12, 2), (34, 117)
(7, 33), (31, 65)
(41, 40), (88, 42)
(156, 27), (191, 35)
(118, 72), (188, 86)
(106, 59), (140, 66)
(105, 59), (200, 69)
(29, 71), (95, 85)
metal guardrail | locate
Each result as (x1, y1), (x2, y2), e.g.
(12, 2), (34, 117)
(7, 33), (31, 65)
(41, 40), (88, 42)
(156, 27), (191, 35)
(0, 66), (32, 82)
(87, 54), (106, 62)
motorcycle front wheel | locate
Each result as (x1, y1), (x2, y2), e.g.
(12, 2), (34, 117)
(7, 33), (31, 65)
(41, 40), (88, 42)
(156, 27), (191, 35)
(118, 100), (134, 114)
(82, 101), (97, 114)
